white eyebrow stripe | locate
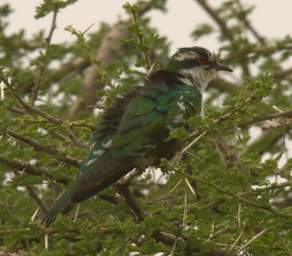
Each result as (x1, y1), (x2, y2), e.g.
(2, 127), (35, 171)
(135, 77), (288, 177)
(174, 52), (199, 61)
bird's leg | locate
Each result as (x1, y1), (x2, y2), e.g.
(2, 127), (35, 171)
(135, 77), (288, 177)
(115, 168), (145, 221)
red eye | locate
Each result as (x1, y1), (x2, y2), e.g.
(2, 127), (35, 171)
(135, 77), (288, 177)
(198, 58), (208, 65)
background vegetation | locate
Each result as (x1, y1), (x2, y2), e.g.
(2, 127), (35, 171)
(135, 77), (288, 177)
(0, 0), (291, 255)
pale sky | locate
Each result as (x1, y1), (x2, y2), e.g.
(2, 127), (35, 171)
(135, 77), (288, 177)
(3, 0), (292, 53)
(2, 1), (292, 165)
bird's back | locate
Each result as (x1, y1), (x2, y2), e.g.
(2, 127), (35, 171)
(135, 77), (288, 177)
(42, 70), (202, 225)
(71, 71), (202, 200)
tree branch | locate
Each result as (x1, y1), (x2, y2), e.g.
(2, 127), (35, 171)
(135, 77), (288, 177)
(235, 0), (266, 43)
(194, 0), (234, 42)
(25, 185), (49, 214)
(0, 156), (69, 184)
(242, 109), (292, 127)
(31, 3), (59, 105)
(68, 1), (162, 118)
(152, 230), (226, 256)
(5, 128), (80, 168)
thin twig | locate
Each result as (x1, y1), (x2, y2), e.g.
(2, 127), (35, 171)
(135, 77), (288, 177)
(25, 185), (48, 214)
(194, 0), (234, 41)
(235, 0), (266, 43)
(152, 230), (226, 256)
(5, 128), (80, 168)
(193, 0), (250, 75)
(227, 230), (244, 255)
(31, 4), (59, 104)
(129, 4), (152, 70)
(241, 109), (292, 127)
(65, 126), (88, 149)
(2, 78), (88, 149)
(0, 156), (69, 184)
(181, 131), (207, 154)
(175, 169), (289, 218)
(234, 229), (268, 255)
(181, 94), (256, 158)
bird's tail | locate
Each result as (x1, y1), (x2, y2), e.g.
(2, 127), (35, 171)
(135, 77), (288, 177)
(41, 182), (77, 226)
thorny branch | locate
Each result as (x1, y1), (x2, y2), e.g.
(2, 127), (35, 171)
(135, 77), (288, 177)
(0, 156), (69, 184)
(31, 3), (59, 105)
(127, 3), (152, 70)
(25, 185), (49, 214)
(152, 230), (226, 256)
(5, 128), (80, 168)
(175, 169), (290, 218)
(68, 1), (159, 118)
(181, 93), (257, 154)
(0, 76), (87, 149)
(241, 108), (292, 127)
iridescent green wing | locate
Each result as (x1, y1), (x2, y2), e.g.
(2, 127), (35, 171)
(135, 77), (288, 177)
(110, 73), (202, 163)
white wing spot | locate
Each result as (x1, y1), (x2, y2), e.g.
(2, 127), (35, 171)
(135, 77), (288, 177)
(177, 101), (186, 111)
(93, 150), (104, 156)
(102, 139), (112, 149)
(90, 142), (96, 151)
(86, 158), (96, 166)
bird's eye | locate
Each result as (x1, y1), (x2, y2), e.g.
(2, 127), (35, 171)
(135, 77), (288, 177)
(197, 58), (209, 65)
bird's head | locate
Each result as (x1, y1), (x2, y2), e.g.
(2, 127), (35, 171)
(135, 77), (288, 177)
(166, 47), (232, 92)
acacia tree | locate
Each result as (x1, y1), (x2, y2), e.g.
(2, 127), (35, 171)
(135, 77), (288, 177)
(0, 0), (291, 255)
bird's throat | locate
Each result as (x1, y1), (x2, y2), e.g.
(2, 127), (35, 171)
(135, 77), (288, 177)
(177, 74), (205, 95)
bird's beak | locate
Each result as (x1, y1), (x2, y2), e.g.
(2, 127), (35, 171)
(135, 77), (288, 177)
(212, 62), (233, 72)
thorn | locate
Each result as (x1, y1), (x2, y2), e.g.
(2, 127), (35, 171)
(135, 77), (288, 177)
(181, 131), (207, 154)
(184, 178), (196, 198)
(31, 207), (40, 222)
(0, 82), (5, 100)
(44, 233), (49, 251)
(182, 189), (188, 228)
(169, 179), (183, 193)
(147, 60), (156, 75)
(82, 23), (95, 35)
(234, 229), (268, 255)
(237, 203), (241, 228)
(73, 203), (81, 222)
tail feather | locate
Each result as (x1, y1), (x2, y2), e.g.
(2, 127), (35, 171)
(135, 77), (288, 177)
(42, 153), (131, 226)
(41, 183), (77, 226)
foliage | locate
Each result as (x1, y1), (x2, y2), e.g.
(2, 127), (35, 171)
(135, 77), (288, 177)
(0, 0), (291, 255)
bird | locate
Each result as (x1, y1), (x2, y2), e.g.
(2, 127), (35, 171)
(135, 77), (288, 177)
(42, 46), (232, 225)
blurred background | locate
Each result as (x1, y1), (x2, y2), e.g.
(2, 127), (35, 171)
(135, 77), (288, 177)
(4, 0), (292, 52)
